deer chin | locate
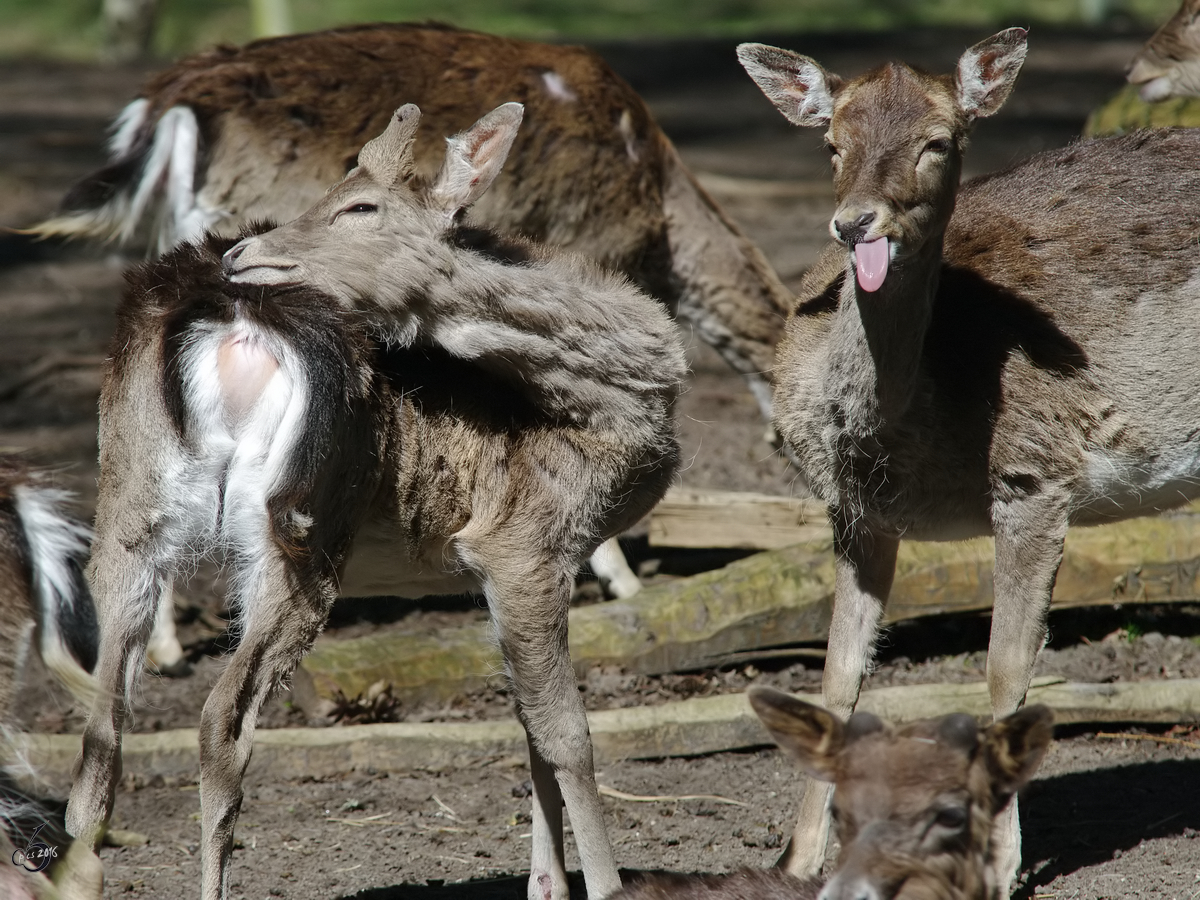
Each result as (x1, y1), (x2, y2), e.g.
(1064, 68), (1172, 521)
(853, 237), (890, 293)
(1136, 76), (1175, 103)
(226, 264), (301, 286)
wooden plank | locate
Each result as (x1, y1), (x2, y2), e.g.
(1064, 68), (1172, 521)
(296, 509), (1200, 712)
(648, 487), (829, 549)
(22, 677), (1200, 782)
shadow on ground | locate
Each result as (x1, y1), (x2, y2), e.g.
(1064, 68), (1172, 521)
(1016, 756), (1200, 898)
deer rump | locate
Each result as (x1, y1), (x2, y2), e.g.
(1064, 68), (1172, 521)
(111, 229), (644, 613)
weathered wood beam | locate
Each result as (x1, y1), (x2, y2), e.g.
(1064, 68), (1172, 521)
(22, 677), (1200, 783)
(296, 507), (1200, 710)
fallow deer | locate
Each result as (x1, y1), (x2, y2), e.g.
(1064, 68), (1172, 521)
(31, 21), (789, 424)
(65, 102), (686, 900)
(739, 27), (1200, 894)
(611, 688), (1053, 900)
(1127, 0), (1200, 100)
(0, 455), (103, 900)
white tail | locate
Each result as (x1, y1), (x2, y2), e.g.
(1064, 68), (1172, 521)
(0, 456), (103, 900)
(66, 104), (686, 900)
(0, 456), (98, 715)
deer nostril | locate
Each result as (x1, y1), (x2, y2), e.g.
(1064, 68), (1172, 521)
(835, 211), (877, 244)
(222, 242), (247, 275)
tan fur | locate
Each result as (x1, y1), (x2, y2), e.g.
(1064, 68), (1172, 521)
(1127, 0), (1200, 100)
(34, 22), (789, 416)
(66, 106), (686, 900)
(753, 690), (1052, 900)
(609, 692), (1052, 900)
(744, 25), (1200, 898)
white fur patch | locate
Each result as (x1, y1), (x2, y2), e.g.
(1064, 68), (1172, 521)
(12, 483), (96, 703)
(121, 106), (222, 253)
(1078, 446), (1200, 519)
(179, 318), (310, 633)
(540, 71), (576, 102)
(108, 97), (150, 158)
(617, 110), (639, 162)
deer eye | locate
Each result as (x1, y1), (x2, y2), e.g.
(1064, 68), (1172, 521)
(923, 138), (952, 155)
(345, 203), (377, 214)
(933, 805), (968, 830)
(825, 141), (840, 157)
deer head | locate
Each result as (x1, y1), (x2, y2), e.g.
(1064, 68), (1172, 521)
(749, 687), (1053, 900)
(1128, 0), (1200, 101)
(221, 102), (524, 302)
(737, 30), (1026, 293)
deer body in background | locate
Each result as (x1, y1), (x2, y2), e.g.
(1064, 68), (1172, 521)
(739, 28), (1200, 894)
(611, 689), (1053, 900)
(65, 103), (686, 900)
(32, 21), (789, 423)
(0, 456), (103, 900)
(1127, 0), (1200, 100)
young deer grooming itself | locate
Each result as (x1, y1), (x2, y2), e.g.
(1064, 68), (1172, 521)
(1127, 0), (1200, 100)
(738, 27), (1200, 895)
(66, 102), (685, 900)
(0, 455), (103, 900)
(612, 688), (1053, 900)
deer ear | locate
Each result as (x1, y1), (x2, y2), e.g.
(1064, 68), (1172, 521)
(737, 43), (842, 127)
(978, 704), (1053, 808)
(358, 104), (422, 184)
(955, 27), (1028, 120)
(748, 687), (845, 781)
(429, 102), (524, 218)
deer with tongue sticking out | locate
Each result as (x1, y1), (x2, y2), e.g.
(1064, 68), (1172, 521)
(738, 28), (1034, 893)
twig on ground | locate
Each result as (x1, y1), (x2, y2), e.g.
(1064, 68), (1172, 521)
(597, 784), (748, 807)
(1095, 732), (1200, 750)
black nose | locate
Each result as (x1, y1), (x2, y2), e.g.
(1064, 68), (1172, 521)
(835, 211), (876, 244)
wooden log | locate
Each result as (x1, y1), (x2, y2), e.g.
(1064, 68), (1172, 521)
(21, 678), (1200, 783)
(297, 507), (1200, 710)
(648, 487), (828, 550)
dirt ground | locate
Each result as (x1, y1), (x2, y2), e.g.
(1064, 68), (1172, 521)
(2, 24), (1200, 900)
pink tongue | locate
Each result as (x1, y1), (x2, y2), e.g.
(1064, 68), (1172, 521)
(854, 238), (889, 292)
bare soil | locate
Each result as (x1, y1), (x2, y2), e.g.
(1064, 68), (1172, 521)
(2, 25), (1200, 900)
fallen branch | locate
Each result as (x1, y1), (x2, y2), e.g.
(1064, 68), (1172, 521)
(1095, 732), (1200, 750)
(597, 784), (748, 807)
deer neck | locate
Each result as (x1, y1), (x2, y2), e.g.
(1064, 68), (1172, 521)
(826, 232), (943, 438)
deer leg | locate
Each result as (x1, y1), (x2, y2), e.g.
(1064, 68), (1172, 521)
(780, 520), (898, 878)
(145, 581), (191, 676)
(588, 537), (641, 599)
(67, 539), (170, 851)
(485, 564), (620, 900)
(986, 496), (1067, 897)
(197, 551), (333, 900)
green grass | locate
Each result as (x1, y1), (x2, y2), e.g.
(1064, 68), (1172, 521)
(0, 0), (1185, 60)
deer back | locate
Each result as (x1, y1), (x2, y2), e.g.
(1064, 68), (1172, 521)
(123, 23), (671, 287)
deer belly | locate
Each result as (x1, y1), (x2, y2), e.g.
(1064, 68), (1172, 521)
(338, 517), (481, 599)
(1074, 447), (1200, 522)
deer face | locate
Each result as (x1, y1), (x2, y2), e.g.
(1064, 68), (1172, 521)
(749, 688), (1053, 900)
(1128, 0), (1200, 101)
(222, 102), (524, 304)
(737, 29), (1027, 293)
